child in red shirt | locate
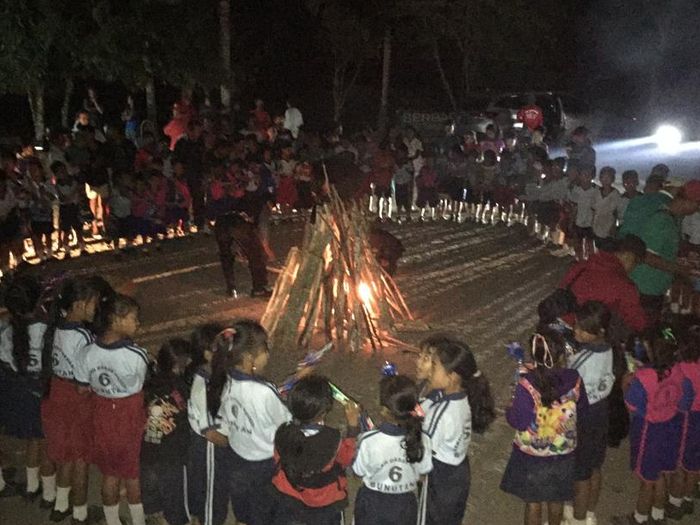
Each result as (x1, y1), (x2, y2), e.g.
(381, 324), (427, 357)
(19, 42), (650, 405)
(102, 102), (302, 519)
(271, 375), (360, 525)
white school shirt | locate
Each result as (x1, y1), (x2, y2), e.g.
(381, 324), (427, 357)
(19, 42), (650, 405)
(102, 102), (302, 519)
(683, 212), (700, 245)
(592, 187), (622, 239)
(421, 390), (472, 466)
(566, 343), (614, 405)
(217, 369), (291, 461)
(188, 368), (223, 436)
(569, 186), (598, 228)
(352, 423), (433, 494)
(51, 322), (94, 381)
(0, 320), (47, 374)
(74, 339), (148, 398)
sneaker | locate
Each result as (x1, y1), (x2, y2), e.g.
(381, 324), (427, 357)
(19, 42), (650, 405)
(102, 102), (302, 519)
(0, 484), (19, 498)
(50, 507), (72, 521)
(586, 513), (597, 525)
(251, 287), (273, 298)
(40, 498), (55, 509)
(611, 515), (644, 525)
(681, 499), (694, 515)
(665, 502), (684, 521)
(650, 518), (667, 525)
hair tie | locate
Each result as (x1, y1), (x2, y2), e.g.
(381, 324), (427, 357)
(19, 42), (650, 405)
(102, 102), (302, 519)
(472, 370), (482, 378)
(215, 328), (237, 353)
(410, 403), (425, 418)
(661, 327), (676, 343)
(532, 334), (554, 369)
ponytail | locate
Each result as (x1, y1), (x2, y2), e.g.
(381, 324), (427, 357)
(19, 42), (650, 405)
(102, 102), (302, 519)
(5, 275), (42, 376)
(206, 320), (267, 418)
(380, 375), (425, 463)
(424, 335), (496, 434)
(530, 330), (566, 408)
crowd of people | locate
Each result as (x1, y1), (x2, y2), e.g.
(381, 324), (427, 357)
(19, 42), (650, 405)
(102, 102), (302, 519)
(0, 273), (495, 525)
(1, 91), (700, 525)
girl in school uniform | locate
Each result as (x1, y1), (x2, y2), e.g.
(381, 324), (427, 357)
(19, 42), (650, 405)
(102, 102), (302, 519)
(501, 328), (588, 525)
(74, 294), (148, 525)
(213, 320), (292, 525)
(272, 375), (360, 525)
(419, 335), (496, 525)
(40, 276), (114, 524)
(186, 322), (234, 525)
(616, 329), (689, 525)
(668, 324), (700, 519)
(353, 375), (433, 525)
(0, 275), (55, 506)
(141, 338), (193, 525)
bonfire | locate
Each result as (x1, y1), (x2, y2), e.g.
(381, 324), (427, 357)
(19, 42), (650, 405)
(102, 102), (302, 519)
(261, 188), (413, 352)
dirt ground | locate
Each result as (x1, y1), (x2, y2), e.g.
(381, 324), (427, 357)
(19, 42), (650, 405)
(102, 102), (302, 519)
(0, 218), (683, 524)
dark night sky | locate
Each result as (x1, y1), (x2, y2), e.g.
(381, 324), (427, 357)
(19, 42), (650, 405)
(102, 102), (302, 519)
(1, 0), (698, 138)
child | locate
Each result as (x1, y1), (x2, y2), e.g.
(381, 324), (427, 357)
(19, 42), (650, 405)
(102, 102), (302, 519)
(27, 161), (57, 262)
(569, 166), (598, 261)
(353, 375), (433, 525)
(416, 155), (439, 221)
(272, 375), (361, 524)
(615, 329), (689, 524)
(141, 338), (193, 525)
(667, 324), (700, 519)
(213, 321), (292, 525)
(420, 335), (496, 525)
(0, 275), (55, 505)
(52, 161), (87, 257)
(501, 329), (588, 525)
(186, 322), (233, 525)
(565, 302), (615, 525)
(393, 144), (414, 223)
(592, 167), (622, 251)
(0, 170), (23, 275)
(107, 174), (134, 253)
(40, 276), (112, 524)
(74, 294), (148, 525)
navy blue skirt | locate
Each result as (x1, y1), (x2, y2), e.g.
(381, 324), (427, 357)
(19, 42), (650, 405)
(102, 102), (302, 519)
(354, 485), (417, 525)
(229, 450), (276, 525)
(426, 458), (470, 525)
(500, 448), (574, 503)
(0, 369), (44, 439)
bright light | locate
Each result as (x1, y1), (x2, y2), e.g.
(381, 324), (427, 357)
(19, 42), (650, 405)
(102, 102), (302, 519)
(358, 282), (372, 304)
(513, 122), (524, 130)
(654, 125), (683, 151)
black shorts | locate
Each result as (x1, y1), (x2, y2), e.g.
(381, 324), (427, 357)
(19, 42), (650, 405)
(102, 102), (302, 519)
(574, 226), (594, 239)
(140, 460), (189, 525)
(229, 451), (276, 525)
(373, 185), (392, 199)
(575, 401), (609, 480)
(59, 204), (83, 233)
(31, 220), (54, 236)
(426, 458), (470, 525)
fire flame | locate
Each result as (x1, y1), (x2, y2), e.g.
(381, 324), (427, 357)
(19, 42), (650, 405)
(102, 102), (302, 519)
(358, 282), (372, 305)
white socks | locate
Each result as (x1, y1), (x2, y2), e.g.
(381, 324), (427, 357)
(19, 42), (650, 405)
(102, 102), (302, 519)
(650, 507), (664, 521)
(129, 503), (145, 525)
(669, 495), (683, 507)
(73, 504), (88, 522)
(41, 474), (56, 502)
(103, 504), (121, 525)
(54, 485), (70, 512)
(26, 467), (39, 493)
(633, 510), (648, 523)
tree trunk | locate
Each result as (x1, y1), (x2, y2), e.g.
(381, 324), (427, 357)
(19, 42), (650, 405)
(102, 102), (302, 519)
(27, 86), (45, 142)
(145, 76), (157, 124)
(60, 77), (74, 129)
(461, 47), (470, 100)
(432, 38), (457, 111)
(378, 27), (392, 135)
(219, 0), (232, 112)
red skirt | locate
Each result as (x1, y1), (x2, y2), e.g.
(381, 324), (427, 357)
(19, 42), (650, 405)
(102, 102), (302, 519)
(41, 377), (95, 463)
(92, 392), (146, 479)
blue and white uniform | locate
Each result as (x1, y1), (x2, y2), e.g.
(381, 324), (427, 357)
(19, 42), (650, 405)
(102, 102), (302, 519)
(353, 423), (433, 525)
(51, 322), (94, 381)
(420, 390), (472, 525)
(566, 342), (614, 480)
(186, 367), (232, 525)
(218, 369), (291, 525)
(0, 319), (47, 438)
(74, 339), (148, 479)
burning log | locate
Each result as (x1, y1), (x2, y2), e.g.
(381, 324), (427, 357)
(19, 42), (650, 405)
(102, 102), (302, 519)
(262, 188), (413, 352)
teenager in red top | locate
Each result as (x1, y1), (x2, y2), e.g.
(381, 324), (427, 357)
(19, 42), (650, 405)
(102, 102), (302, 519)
(271, 376), (360, 525)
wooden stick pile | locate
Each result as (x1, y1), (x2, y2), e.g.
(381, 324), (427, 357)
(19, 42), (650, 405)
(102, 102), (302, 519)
(262, 188), (413, 352)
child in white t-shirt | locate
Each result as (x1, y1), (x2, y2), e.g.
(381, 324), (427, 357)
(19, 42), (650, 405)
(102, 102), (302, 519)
(569, 166), (598, 261)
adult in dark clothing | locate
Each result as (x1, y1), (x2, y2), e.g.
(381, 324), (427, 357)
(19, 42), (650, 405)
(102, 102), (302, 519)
(369, 226), (404, 276)
(212, 194), (270, 298)
(173, 120), (206, 229)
